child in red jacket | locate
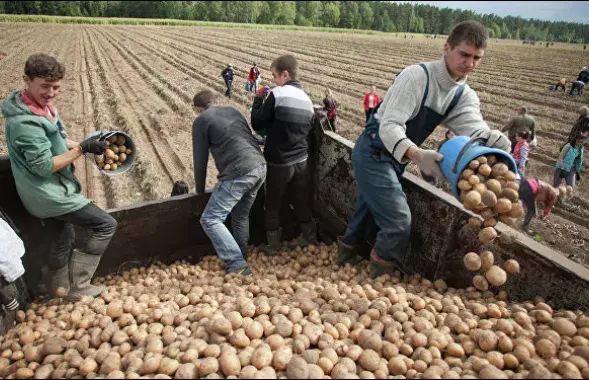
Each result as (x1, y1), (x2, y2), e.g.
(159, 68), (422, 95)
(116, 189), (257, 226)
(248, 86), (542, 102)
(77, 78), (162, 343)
(512, 130), (530, 177)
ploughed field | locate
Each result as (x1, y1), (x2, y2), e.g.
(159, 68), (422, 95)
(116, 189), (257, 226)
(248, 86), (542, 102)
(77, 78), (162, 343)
(0, 23), (588, 265)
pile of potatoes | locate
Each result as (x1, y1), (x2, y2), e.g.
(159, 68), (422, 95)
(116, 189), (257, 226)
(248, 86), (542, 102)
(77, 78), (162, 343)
(1, 243), (589, 379)
(458, 155), (523, 291)
(95, 134), (133, 172)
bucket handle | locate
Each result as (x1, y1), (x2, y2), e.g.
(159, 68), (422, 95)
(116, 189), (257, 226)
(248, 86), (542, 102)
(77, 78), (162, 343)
(452, 137), (487, 174)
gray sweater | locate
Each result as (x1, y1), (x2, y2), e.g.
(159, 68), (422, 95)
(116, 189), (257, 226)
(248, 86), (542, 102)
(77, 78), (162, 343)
(192, 106), (265, 194)
(376, 58), (490, 163)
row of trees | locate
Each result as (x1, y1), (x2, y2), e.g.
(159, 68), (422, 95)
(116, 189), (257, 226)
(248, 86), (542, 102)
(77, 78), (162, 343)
(1, 1), (588, 43)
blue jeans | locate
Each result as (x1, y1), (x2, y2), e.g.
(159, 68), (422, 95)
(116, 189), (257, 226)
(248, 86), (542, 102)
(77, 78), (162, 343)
(553, 167), (575, 187)
(342, 131), (411, 263)
(200, 164), (266, 272)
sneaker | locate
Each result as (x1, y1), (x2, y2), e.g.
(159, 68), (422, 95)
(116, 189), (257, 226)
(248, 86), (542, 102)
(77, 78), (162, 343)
(229, 266), (253, 277)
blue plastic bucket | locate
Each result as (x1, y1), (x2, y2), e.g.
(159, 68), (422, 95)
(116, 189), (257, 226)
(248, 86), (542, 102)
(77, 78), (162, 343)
(439, 136), (518, 199)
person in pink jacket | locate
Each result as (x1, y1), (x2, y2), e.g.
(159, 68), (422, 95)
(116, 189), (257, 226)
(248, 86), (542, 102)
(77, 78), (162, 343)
(363, 86), (381, 123)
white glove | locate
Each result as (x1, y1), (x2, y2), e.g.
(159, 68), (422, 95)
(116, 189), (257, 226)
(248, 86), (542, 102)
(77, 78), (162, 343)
(413, 149), (444, 179)
(473, 129), (511, 152)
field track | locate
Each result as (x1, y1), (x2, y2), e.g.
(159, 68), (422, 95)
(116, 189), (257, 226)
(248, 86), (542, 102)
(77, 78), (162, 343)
(1, 23), (589, 264)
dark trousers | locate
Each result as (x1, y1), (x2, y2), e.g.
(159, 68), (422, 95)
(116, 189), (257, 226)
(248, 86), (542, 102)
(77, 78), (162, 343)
(224, 79), (232, 98)
(328, 118), (337, 133)
(265, 161), (312, 231)
(519, 180), (536, 228)
(365, 108), (375, 123)
(43, 203), (117, 270)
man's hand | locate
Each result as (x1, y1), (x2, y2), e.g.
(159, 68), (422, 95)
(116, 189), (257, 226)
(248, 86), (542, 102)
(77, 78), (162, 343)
(66, 139), (79, 150)
(80, 135), (107, 155)
(412, 148), (444, 179)
(485, 130), (511, 151)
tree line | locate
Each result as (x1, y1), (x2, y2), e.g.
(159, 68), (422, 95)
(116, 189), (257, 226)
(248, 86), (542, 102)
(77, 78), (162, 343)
(1, 1), (588, 44)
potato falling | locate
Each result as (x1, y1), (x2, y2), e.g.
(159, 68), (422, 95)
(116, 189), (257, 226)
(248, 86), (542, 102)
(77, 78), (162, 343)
(459, 155), (523, 290)
(95, 134), (133, 172)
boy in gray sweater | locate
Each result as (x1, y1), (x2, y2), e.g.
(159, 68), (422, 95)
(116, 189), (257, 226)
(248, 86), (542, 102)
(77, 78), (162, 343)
(192, 90), (267, 276)
(338, 21), (511, 278)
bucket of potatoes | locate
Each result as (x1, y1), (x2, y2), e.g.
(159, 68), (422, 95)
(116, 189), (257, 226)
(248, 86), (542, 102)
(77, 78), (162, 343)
(440, 136), (523, 290)
(88, 131), (135, 175)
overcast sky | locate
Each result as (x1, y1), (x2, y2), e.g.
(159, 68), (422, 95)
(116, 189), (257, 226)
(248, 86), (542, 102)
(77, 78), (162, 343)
(394, 1), (589, 24)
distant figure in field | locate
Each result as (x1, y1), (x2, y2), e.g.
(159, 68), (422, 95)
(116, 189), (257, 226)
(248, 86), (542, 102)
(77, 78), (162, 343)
(567, 106), (589, 144)
(554, 134), (586, 190)
(363, 86), (381, 123)
(323, 88), (339, 132)
(502, 105), (536, 153)
(570, 81), (585, 96)
(577, 66), (589, 84)
(247, 63), (260, 94)
(221, 63), (234, 99)
(170, 180), (190, 197)
(554, 78), (566, 92)
(518, 178), (562, 234)
(512, 130), (530, 177)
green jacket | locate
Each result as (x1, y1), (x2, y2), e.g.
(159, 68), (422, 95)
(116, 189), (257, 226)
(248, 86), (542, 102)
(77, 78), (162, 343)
(1, 91), (90, 219)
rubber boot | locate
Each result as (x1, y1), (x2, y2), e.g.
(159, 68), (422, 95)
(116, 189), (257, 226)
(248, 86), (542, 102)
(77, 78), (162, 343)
(67, 250), (107, 301)
(369, 249), (406, 279)
(298, 219), (318, 246)
(44, 265), (70, 298)
(262, 229), (282, 256)
(337, 236), (362, 267)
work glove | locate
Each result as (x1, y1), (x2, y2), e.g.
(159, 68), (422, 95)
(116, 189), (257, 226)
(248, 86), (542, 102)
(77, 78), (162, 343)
(413, 148), (444, 179)
(473, 129), (511, 152)
(80, 133), (107, 155)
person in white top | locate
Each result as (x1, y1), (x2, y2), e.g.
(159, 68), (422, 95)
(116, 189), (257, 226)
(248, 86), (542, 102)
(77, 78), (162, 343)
(338, 21), (510, 278)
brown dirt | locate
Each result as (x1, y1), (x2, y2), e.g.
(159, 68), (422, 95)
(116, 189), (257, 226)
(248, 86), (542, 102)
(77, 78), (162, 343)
(0, 24), (588, 266)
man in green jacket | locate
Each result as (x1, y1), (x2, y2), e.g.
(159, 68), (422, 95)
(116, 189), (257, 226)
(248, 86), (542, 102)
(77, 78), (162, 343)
(1, 54), (117, 301)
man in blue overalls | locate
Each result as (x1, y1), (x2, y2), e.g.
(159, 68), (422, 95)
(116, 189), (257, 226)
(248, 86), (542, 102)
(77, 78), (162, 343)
(338, 21), (511, 278)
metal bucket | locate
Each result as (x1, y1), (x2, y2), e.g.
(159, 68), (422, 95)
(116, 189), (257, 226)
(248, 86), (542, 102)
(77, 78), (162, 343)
(85, 131), (136, 176)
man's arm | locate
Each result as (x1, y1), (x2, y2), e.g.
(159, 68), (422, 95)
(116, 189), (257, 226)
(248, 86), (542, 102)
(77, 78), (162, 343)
(443, 89), (491, 138)
(192, 117), (210, 194)
(66, 138), (79, 150)
(251, 92), (276, 135)
(12, 123), (82, 177)
(501, 117), (514, 133)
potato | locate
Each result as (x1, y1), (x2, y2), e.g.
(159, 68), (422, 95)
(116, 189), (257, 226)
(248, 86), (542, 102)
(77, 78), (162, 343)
(461, 169), (475, 180)
(487, 155), (498, 166)
(504, 260), (520, 274)
(491, 162), (509, 178)
(495, 198), (513, 214)
(506, 181), (520, 191)
(464, 191), (482, 210)
(219, 354), (241, 377)
(286, 357), (309, 379)
(103, 164), (111, 171)
(551, 318), (577, 337)
(478, 227), (498, 244)
(358, 349), (380, 372)
(126, 149), (133, 155)
(566, 185), (574, 196)
(480, 251), (494, 270)
(502, 189), (519, 203)
(464, 253), (482, 271)
(483, 218), (497, 228)
(458, 180), (473, 191)
(111, 145), (120, 154)
(116, 135), (126, 145)
(468, 217), (482, 228)
(508, 202), (524, 218)
(110, 164), (118, 171)
(468, 175), (480, 186)
(478, 163), (492, 177)
(119, 153), (127, 163)
(108, 135), (118, 143)
(95, 154), (105, 164)
(105, 149), (116, 160)
(485, 266), (507, 287)
(486, 179), (502, 196)
(199, 357), (219, 377)
(498, 215), (517, 226)
(473, 275), (489, 291)
(251, 346), (273, 369)
(472, 183), (488, 195)
(481, 190), (498, 207)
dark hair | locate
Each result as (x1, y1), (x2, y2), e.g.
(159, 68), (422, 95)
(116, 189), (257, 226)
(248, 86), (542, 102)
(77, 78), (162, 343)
(516, 130), (530, 140)
(271, 55), (299, 81)
(24, 54), (65, 81)
(171, 181), (190, 196)
(193, 90), (215, 109)
(447, 21), (488, 49)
